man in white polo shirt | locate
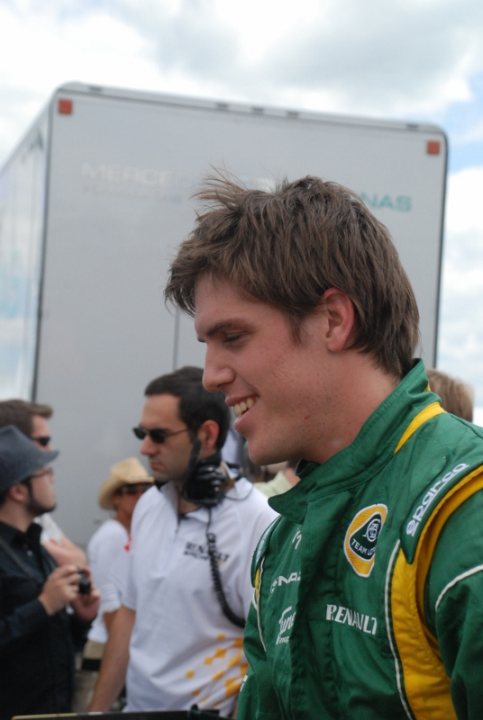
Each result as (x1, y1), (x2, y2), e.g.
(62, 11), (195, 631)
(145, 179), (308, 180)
(89, 366), (276, 717)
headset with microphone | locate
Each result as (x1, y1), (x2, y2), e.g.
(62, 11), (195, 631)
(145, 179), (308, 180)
(176, 436), (246, 628)
(181, 438), (228, 507)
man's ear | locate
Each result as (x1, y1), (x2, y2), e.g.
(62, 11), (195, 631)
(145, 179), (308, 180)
(196, 420), (220, 457)
(9, 483), (28, 504)
(320, 288), (356, 352)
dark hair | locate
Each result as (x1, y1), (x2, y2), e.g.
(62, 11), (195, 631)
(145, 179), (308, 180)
(144, 366), (230, 450)
(165, 175), (420, 377)
(0, 400), (53, 437)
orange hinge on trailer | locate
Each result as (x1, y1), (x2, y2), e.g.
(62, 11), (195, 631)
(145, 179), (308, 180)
(57, 98), (73, 115)
(426, 139), (441, 155)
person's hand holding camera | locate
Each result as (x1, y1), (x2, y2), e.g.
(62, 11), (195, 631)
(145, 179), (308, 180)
(38, 564), (82, 615)
(70, 566), (100, 622)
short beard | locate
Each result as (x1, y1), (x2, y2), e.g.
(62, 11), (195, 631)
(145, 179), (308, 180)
(26, 496), (57, 518)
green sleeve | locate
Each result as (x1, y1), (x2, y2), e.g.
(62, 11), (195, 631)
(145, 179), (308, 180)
(237, 603), (282, 720)
(426, 490), (483, 719)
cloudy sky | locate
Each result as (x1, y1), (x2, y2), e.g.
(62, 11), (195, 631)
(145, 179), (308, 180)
(1, 0), (483, 417)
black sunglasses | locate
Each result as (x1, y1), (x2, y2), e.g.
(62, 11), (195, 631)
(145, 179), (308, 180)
(132, 426), (190, 444)
(31, 436), (51, 448)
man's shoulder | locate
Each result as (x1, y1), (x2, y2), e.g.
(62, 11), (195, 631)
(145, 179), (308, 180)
(227, 477), (277, 510)
(417, 411), (483, 454)
(0, 520), (17, 541)
(88, 517), (126, 549)
(134, 484), (164, 514)
(400, 456), (483, 561)
(221, 478), (279, 532)
(131, 484), (177, 538)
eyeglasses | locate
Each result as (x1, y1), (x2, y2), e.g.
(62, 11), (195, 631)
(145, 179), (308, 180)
(132, 426), (190, 444)
(117, 483), (152, 496)
(31, 436), (51, 448)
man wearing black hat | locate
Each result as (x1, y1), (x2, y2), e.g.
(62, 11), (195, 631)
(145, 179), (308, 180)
(0, 398), (87, 567)
(0, 425), (99, 720)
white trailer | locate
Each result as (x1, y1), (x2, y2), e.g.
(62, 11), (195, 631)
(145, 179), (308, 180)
(0, 82), (447, 544)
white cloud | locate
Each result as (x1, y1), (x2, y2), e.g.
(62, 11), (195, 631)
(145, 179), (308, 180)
(254, 0), (483, 117)
(98, 0), (483, 120)
(0, 5), (157, 88)
(0, 3), (164, 161)
(2, 0), (483, 164)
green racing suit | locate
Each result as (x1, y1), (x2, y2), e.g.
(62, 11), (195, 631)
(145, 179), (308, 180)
(238, 361), (483, 719)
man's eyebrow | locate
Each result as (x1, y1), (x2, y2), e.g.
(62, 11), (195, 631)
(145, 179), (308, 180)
(197, 319), (247, 342)
(197, 322), (228, 342)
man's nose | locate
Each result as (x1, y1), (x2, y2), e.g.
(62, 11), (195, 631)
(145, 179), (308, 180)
(203, 346), (234, 393)
(140, 435), (158, 456)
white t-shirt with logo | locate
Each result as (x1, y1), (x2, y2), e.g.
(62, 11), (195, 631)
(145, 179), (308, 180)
(123, 478), (277, 716)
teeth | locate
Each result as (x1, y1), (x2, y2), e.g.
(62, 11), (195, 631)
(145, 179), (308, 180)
(233, 397), (256, 417)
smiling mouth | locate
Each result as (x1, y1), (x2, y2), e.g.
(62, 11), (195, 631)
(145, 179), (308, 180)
(233, 397), (257, 418)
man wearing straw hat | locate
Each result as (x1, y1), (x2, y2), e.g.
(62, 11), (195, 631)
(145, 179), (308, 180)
(0, 425), (99, 720)
(73, 457), (153, 710)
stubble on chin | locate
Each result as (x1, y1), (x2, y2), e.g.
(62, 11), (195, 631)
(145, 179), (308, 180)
(27, 500), (57, 517)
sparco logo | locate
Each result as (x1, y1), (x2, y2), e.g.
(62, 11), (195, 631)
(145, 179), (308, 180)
(343, 504), (388, 577)
(276, 606), (296, 645)
(406, 463), (469, 537)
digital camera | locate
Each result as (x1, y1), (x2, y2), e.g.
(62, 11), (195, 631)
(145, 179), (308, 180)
(78, 569), (92, 595)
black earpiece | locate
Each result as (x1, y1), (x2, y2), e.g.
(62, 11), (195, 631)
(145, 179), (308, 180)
(182, 440), (226, 507)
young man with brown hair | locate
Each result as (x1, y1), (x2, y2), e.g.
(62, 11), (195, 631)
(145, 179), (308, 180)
(165, 175), (483, 719)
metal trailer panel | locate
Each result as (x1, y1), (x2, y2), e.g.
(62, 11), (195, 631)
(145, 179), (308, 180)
(2, 84), (447, 544)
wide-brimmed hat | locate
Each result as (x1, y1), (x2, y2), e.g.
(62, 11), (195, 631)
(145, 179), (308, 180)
(0, 425), (59, 493)
(98, 457), (153, 510)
